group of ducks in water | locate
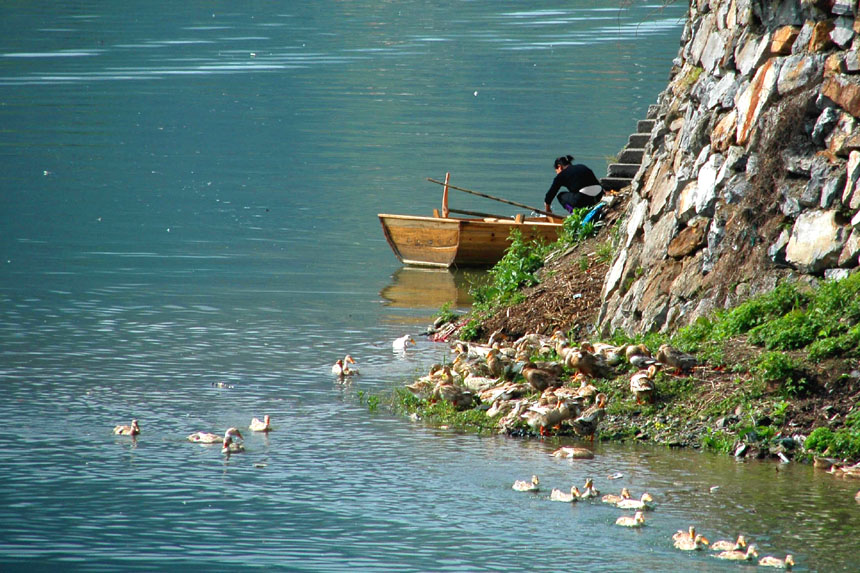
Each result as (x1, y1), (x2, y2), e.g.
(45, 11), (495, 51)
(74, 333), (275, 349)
(512, 473), (796, 569)
(113, 414), (273, 455)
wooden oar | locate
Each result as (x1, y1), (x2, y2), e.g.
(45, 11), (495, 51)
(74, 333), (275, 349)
(427, 177), (560, 219)
(447, 208), (515, 219)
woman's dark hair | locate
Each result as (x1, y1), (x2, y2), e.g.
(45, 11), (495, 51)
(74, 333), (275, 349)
(553, 154), (574, 169)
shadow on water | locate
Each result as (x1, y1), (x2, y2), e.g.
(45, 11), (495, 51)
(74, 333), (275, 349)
(379, 267), (481, 309)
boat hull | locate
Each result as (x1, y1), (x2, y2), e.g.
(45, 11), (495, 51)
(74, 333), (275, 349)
(378, 213), (563, 268)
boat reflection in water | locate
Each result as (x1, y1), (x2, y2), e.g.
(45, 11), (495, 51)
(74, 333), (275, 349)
(380, 267), (483, 309)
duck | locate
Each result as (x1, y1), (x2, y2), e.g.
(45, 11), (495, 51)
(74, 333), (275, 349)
(512, 475), (540, 492)
(672, 525), (696, 544)
(221, 432), (245, 455)
(113, 419), (140, 436)
(656, 344), (697, 374)
(550, 446), (595, 459)
(433, 380), (474, 410)
(616, 492), (654, 510)
(188, 427), (243, 445)
(332, 355), (358, 376)
(714, 544), (758, 561)
(601, 487), (631, 505)
(709, 534), (747, 551)
(625, 344), (657, 369)
(571, 393), (607, 442)
(615, 511), (646, 527)
(486, 348), (505, 379)
(674, 534), (709, 551)
(521, 362), (562, 392)
(630, 365), (658, 404)
(523, 400), (571, 435)
(588, 341), (625, 366)
(573, 375), (599, 404)
(249, 415), (272, 432)
(579, 478), (600, 499)
(550, 485), (581, 502)
(758, 554), (795, 569)
(393, 335), (416, 351)
(566, 347), (612, 379)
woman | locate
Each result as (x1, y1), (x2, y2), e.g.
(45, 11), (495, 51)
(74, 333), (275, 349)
(543, 155), (603, 214)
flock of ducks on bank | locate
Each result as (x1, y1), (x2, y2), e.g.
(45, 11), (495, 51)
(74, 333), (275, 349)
(512, 474), (796, 568)
(397, 328), (700, 438)
(113, 414), (273, 455)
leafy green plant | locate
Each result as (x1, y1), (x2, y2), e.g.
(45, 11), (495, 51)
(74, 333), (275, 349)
(805, 426), (860, 460)
(434, 301), (461, 325)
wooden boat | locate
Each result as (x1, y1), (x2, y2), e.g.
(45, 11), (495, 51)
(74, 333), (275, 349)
(379, 175), (564, 268)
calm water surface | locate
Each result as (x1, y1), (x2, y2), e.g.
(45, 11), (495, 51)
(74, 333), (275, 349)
(1, 1), (857, 571)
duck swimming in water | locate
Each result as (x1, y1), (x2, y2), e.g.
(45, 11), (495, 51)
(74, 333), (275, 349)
(550, 446), (594, 459)
(249, 415), (271, 432)
(674, 534), (709, 551)
(615, 511), (646, 527)
(550, 485), (581, 502)
(332, 355), (358, 376)
(616, 492), (654, 510)
(758, 554), (794, 569)
(222, 431), (245, 454)
(672, 525), (696, 543)
(393, 335), (416, 351)
(601, 488), (631, 505)
(113, 419), (140, 436)
(713, 544), (758, 561)
(512, 475), (540, 492)
(188, 427), (243, 445)
(709, 534), (747, 551)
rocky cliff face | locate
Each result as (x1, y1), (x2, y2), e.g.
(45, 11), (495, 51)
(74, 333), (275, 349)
(598, 0), (860, 336)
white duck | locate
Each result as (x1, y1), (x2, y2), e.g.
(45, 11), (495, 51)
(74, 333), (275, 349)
(615, 511), (646, 527)
(758, 554), (795, 569)
(332, 355), (358, 376)
(550, 485), (581, 502)
(249, 415), (272, 432)
(113, 419), (140, 436)
(393, 335), (416, 351)
(221, 432), (245, 454)
(512, 475), (540, 492)
(714, 545), (758, 561)
(188, 427), (243, 445)
(616, 492), (655, 510)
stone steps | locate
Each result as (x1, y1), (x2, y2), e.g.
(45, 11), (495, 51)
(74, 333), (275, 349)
(600, 115), (655, 191)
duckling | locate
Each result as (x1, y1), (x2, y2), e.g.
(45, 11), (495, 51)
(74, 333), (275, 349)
(393, 335), (416, 351)
(571, 393), (607, 442)
(550, 446), (594, 459)
(332, 355), (358, 376)
(615, 511), (646, 527)
(710, 534), (747, 551)
(674, 534), (709, 551)
(523, 400), (571, 435)
(550, 485), (581, 502)
(188, 427), (243, 445)
(113, 419), (140, 436)
(714, 544), (758, 561)
(656, 344), (697, 374)
(249, 414), (272, 432)
(521, 362), (561, 392)
(630, 364), (658, 404)
(601, 487), (631, 504)
(616, 492), (654, 510)
(758, 554), (794, 569)
(512, 475), (540, 492)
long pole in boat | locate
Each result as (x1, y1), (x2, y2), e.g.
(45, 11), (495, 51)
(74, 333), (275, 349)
(442, 172), (450, 218)
(427, 177), (560, 219)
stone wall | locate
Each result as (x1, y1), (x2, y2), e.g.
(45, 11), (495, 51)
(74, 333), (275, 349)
(598, 0), (860, 336)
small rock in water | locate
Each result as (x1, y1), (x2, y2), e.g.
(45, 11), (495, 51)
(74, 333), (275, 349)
(710, 485), (720, 493)
(608, 472), (624, 480)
